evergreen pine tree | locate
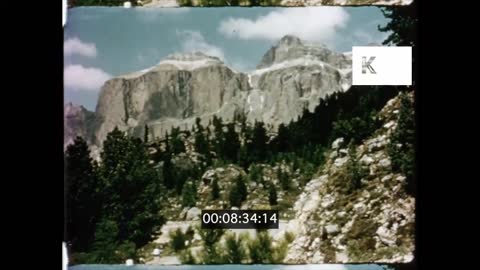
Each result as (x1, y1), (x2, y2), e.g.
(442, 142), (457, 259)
(379, 4), (417, 83)
(274, 123), (290, 153)
(268, 184), (278, 206)
(170, 127), (186, 154)
(182, 180), (197, 207)
(223, 233), (245, 263)
(229, 176), (247, 207)
(99, 129), (164, 248)
(248, 165), (263, 183)
(346, 141), (363, 193)
(237, 145), (250, 170)
(378, 3), (417, 47)
(224, 123), (240, 163)
(388, 92), (415, 196)
(211, 177), (220, 201)
(162, 152), (175, 189)
(251, 121), (268, 162)
(144, 125), (149, 143)
(237, 175), (247, 201)
(65, 136), (101, 253)
(212, 116), (225, 159)
(194, 117), (211, 165)
(89, 219), (120, 264)
(277, 166), (290, 191)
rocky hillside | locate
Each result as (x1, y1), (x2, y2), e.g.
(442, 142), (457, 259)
(139, 91), (414, 265)
(282, 92), (415, 263)
(65, 35), (352, 148)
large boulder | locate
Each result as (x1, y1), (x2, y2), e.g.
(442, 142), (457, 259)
(185, 207), (201, 221)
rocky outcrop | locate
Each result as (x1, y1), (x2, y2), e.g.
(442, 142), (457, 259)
(64, 103), (95, 149)
(88, 36), (351, 147)
(283, 92), (415, 264)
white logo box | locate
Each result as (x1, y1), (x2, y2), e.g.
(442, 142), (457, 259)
(352, 46), (412, 86)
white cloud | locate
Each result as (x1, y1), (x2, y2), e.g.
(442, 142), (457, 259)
(64, 65), (111, 91)
(218, 7), (349, 45)
(64, 37), (97, 58)
(177, 30), (225, 60)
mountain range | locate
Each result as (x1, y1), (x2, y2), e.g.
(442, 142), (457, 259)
(65, 35), (352, 150)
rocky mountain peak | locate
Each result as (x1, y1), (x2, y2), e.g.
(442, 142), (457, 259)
(64, 103), (95, 150)
(256, 35), (350, 70)
(164, 51), (222, 63)
(278, 34), (303, 47)
(64, 102), (85, 116)
(117, 52), (225, 80)
(73, 35), (354, 148)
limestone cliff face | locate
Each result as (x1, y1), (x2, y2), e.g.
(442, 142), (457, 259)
(246, 35), (351, 125)
(93, 52), (249, 145)
(64, 103), (95, 150)
(84, 36), (351, 146)
(256, 35), (351, 70)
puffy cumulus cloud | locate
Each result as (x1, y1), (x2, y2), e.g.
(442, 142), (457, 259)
(64, 37), (97, 58)
(218, 7), (349, 45)
(64, 65), (111, 91)
(177, 30), (225, 60)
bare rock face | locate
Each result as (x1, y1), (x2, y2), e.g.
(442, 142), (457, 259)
(93, 52), (249, 145)
(245, 35), (351, 126)
(257, 35), (351, 70)
(64, 103), (95, 149)
(76, 36), (351, 147)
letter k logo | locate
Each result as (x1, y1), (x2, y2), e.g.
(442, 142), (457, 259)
(362, 56), (376, 74)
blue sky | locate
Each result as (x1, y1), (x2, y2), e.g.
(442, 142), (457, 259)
(64, 7), (390, 111)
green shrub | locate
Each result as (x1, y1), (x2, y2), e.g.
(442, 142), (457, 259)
(170, 228), (186, 252)
(248, 230), (273, 263)
(223, 233), (245, 263)
(179, 249), (196, 264)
